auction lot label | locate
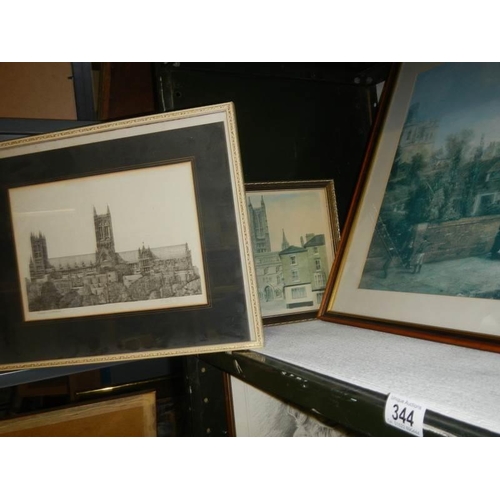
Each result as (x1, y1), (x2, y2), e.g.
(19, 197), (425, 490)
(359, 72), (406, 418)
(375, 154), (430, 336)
(384, 393), (426, 437)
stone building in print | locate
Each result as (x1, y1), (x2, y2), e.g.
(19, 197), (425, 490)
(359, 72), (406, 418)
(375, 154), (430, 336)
(26, 205), (201, 312)
(247, 196), (271, 254)
(94, 205), (118, 268)
(29, 232), (51, 280)
(279, 233), (328, 309)
(398, 103), (438, 164)
(247, 192), (331, 312)
(247, 196), (283, 304)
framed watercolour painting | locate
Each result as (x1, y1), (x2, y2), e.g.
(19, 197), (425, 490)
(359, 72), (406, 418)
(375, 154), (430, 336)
(0, 103), (263, 370)
(319, 63), (500, 353)
(246, 180), (340, 324)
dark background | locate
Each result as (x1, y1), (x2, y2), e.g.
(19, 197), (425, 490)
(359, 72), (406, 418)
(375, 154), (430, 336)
(154, 62), (389, 229)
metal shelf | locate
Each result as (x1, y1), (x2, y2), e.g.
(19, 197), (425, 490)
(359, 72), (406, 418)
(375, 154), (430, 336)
(203, 320), (500, 436)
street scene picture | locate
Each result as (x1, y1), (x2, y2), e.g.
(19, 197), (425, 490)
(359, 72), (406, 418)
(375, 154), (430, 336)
(10, 161), (207, 321)
(360, 63), (500, 301)
(246, 186), (336, 318)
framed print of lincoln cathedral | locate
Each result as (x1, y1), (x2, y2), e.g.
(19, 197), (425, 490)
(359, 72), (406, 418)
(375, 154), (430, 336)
(9, 161), (207, 321)
(245, 180), (340, 324)
(0, 103), (263, 370)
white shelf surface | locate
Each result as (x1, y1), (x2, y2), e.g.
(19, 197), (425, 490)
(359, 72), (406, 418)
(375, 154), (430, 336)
(257, 320), (500, 434)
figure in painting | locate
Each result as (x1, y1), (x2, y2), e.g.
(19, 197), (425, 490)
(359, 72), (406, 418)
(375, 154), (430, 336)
(489, 226), (500, 260)
(412, 238), (428, 274)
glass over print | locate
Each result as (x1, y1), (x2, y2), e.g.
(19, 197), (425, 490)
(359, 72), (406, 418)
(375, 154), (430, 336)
(320, 63), (500, 352)
(246, 180), (340, 324)
(0, 103), (263, 369)
(10, 161), (207, 321)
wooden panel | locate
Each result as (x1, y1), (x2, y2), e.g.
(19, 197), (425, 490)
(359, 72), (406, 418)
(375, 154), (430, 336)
(0, 391), (156, 437)
(98, 62), (155, 120)
(0, 63), (77, 120)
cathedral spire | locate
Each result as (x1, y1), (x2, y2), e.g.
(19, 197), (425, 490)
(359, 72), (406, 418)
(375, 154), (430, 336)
(281, 229), (290, 251)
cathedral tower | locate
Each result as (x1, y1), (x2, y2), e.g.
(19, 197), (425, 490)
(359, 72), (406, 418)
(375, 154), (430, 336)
(29, 232), (51, 279)
(94, 205), (116, 267)
(94, 205), (115, 254)
(248, 196), (271, 253)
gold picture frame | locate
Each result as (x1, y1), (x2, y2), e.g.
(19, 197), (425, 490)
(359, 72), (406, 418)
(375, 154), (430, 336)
(246, 180), (340, 325)
(0, 103), (263, 370)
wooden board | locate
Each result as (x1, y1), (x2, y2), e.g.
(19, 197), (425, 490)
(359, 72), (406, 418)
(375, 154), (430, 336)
(0, 391), (156, 437)
(0, 63), (77, 120)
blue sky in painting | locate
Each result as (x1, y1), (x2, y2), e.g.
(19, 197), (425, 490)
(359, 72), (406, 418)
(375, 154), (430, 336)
(407, 63), (500, 149)
(247, 190), (328, 252)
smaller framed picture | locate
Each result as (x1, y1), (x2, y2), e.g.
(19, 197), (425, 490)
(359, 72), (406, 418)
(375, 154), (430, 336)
(245, 180), (340, 324)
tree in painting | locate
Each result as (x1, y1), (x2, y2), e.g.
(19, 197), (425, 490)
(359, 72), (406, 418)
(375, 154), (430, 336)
(360, 63), (500, 300)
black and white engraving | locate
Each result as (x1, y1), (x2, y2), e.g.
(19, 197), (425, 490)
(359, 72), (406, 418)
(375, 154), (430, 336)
(10, 161), (207, 321)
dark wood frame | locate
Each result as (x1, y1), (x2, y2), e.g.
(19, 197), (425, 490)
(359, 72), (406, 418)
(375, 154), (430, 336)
(246, 180), (340, 325)
(319, 63), (500, 353)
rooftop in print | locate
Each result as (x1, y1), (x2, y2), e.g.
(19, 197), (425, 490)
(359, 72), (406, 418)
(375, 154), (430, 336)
(26, 205), (202, 313)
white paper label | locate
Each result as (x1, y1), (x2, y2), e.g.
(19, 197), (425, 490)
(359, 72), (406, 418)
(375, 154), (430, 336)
(384, 393), (426, 437)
